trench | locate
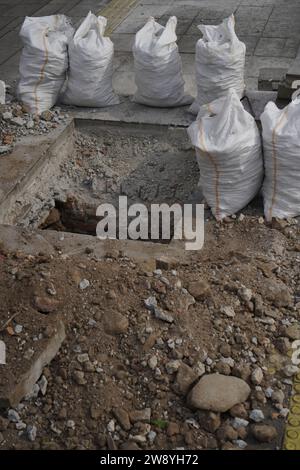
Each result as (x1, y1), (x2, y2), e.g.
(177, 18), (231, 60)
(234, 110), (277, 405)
(27, 119), (202, 244)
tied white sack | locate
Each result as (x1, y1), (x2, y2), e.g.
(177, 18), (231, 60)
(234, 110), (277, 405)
(187, 89), (263, 220)
(132, 16), (192, 107)
(17, 15), (74, 114)
(261, 95), (300, 221)
(190, 15), (245, 115)
(63, 12), (119, 107)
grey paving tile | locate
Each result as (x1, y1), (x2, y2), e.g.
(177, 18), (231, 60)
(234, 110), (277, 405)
(255, 37), (300, 58)
(0, 51), (21, 86)
(263, 20), (300, 39)
(113, 17), (149, 34)
(264, 6), (300, 38)
(0, 42), (21, 66)
(1, 2), (47, 17)
(172, 0), (240, 7)
(112, 70), (136, 96)
(140, 0), (174, 4)
(239, 36), (259, 56)
(0, 17), (24, 39)
(67, 1), (107, 16)
(0, 29), (22, 52)
(0, 4), (15, 16)
(178, 34), (198, 54)
(245, 55), (294, 77)
(235, 5), (273, 37)
(240, 0), (277, 5)
(122, 4), (173, 20)
(195, 6), (237, 22)
(159, 15), (194, 36)
(245, 76), (258, 90)
(111, 33), (135, 53)
(0, 0), (21, 5)
(0, 16), (17, 30)
(180, 52), (196, 74)
(32, 0), (71, 16)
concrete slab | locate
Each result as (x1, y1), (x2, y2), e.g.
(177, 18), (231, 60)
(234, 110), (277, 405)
(286, 49), (300, 81)
(245, 55), (294, 78)
(178, 35), (198, 54)
(110, 33), (135, 53)
(0, 224), (186, 268)
(263, 6), (300, 38)
(255, 37), (300, 59)
(0, 315), (65, 408)
(235, 5), (273, 37)
(0, 122), (74, 225)
(240, 0), (276, 5)
(159, 16), (194, 36)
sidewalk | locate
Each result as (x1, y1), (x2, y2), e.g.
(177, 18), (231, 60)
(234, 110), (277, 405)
(111, 0), (300, 97)
(1, 0), (300, 96)
(0, 0), (109, 84)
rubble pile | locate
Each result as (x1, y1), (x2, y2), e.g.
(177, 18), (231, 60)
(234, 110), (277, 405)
(0, 102), (69, 155)
(0, 217), (299, 450)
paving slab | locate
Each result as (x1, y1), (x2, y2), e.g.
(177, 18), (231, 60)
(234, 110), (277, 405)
(286, 49), (300, 80)
(263, 6), (300, 38)
(255, 37), (300, 59)
(245, 55), (294, 78)
(235, 5), (273, 37)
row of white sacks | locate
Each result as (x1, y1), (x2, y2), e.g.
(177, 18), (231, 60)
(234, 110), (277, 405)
(17, 12), (244, 113)
(17, 13), (300, 221)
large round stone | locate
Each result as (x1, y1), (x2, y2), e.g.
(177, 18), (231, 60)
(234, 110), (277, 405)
(187, 374), (250, 413)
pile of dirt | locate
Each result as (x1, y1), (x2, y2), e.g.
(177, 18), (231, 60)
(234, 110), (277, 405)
(0, 216), (299, 450)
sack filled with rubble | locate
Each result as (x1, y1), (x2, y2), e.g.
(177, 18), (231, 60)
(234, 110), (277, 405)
(261, 95), (300, 220)
(190, 15), (246, 115)
(63, 12), (119, 107)
(17, 15), (74, 114)
(132, 16), (193, 107)
(187, 89), (263, 220)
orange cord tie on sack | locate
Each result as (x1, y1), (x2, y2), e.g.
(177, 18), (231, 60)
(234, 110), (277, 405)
(33, 28), (49, 116)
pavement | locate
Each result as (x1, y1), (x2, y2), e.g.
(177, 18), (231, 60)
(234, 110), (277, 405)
(1, 0), (300, 97)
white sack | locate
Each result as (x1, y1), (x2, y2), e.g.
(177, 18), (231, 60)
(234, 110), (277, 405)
(261, 96), (300, 220)
(17, 15), (74, 114)
(190, 15), (246, 115)
(187, 89), (263, 220)
(132, 16), (192, 107)
(63, 12), (119, 107)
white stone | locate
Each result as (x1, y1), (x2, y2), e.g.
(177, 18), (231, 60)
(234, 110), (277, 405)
(107, 419), (115, 432)
(220, 306), (235, 318)
(79, 279), (90, 290)
(249, 409), (264, 422)
(148, 355), (158, 370)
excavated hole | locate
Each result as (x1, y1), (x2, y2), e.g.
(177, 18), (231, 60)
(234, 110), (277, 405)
(30, 120), (201, 242)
